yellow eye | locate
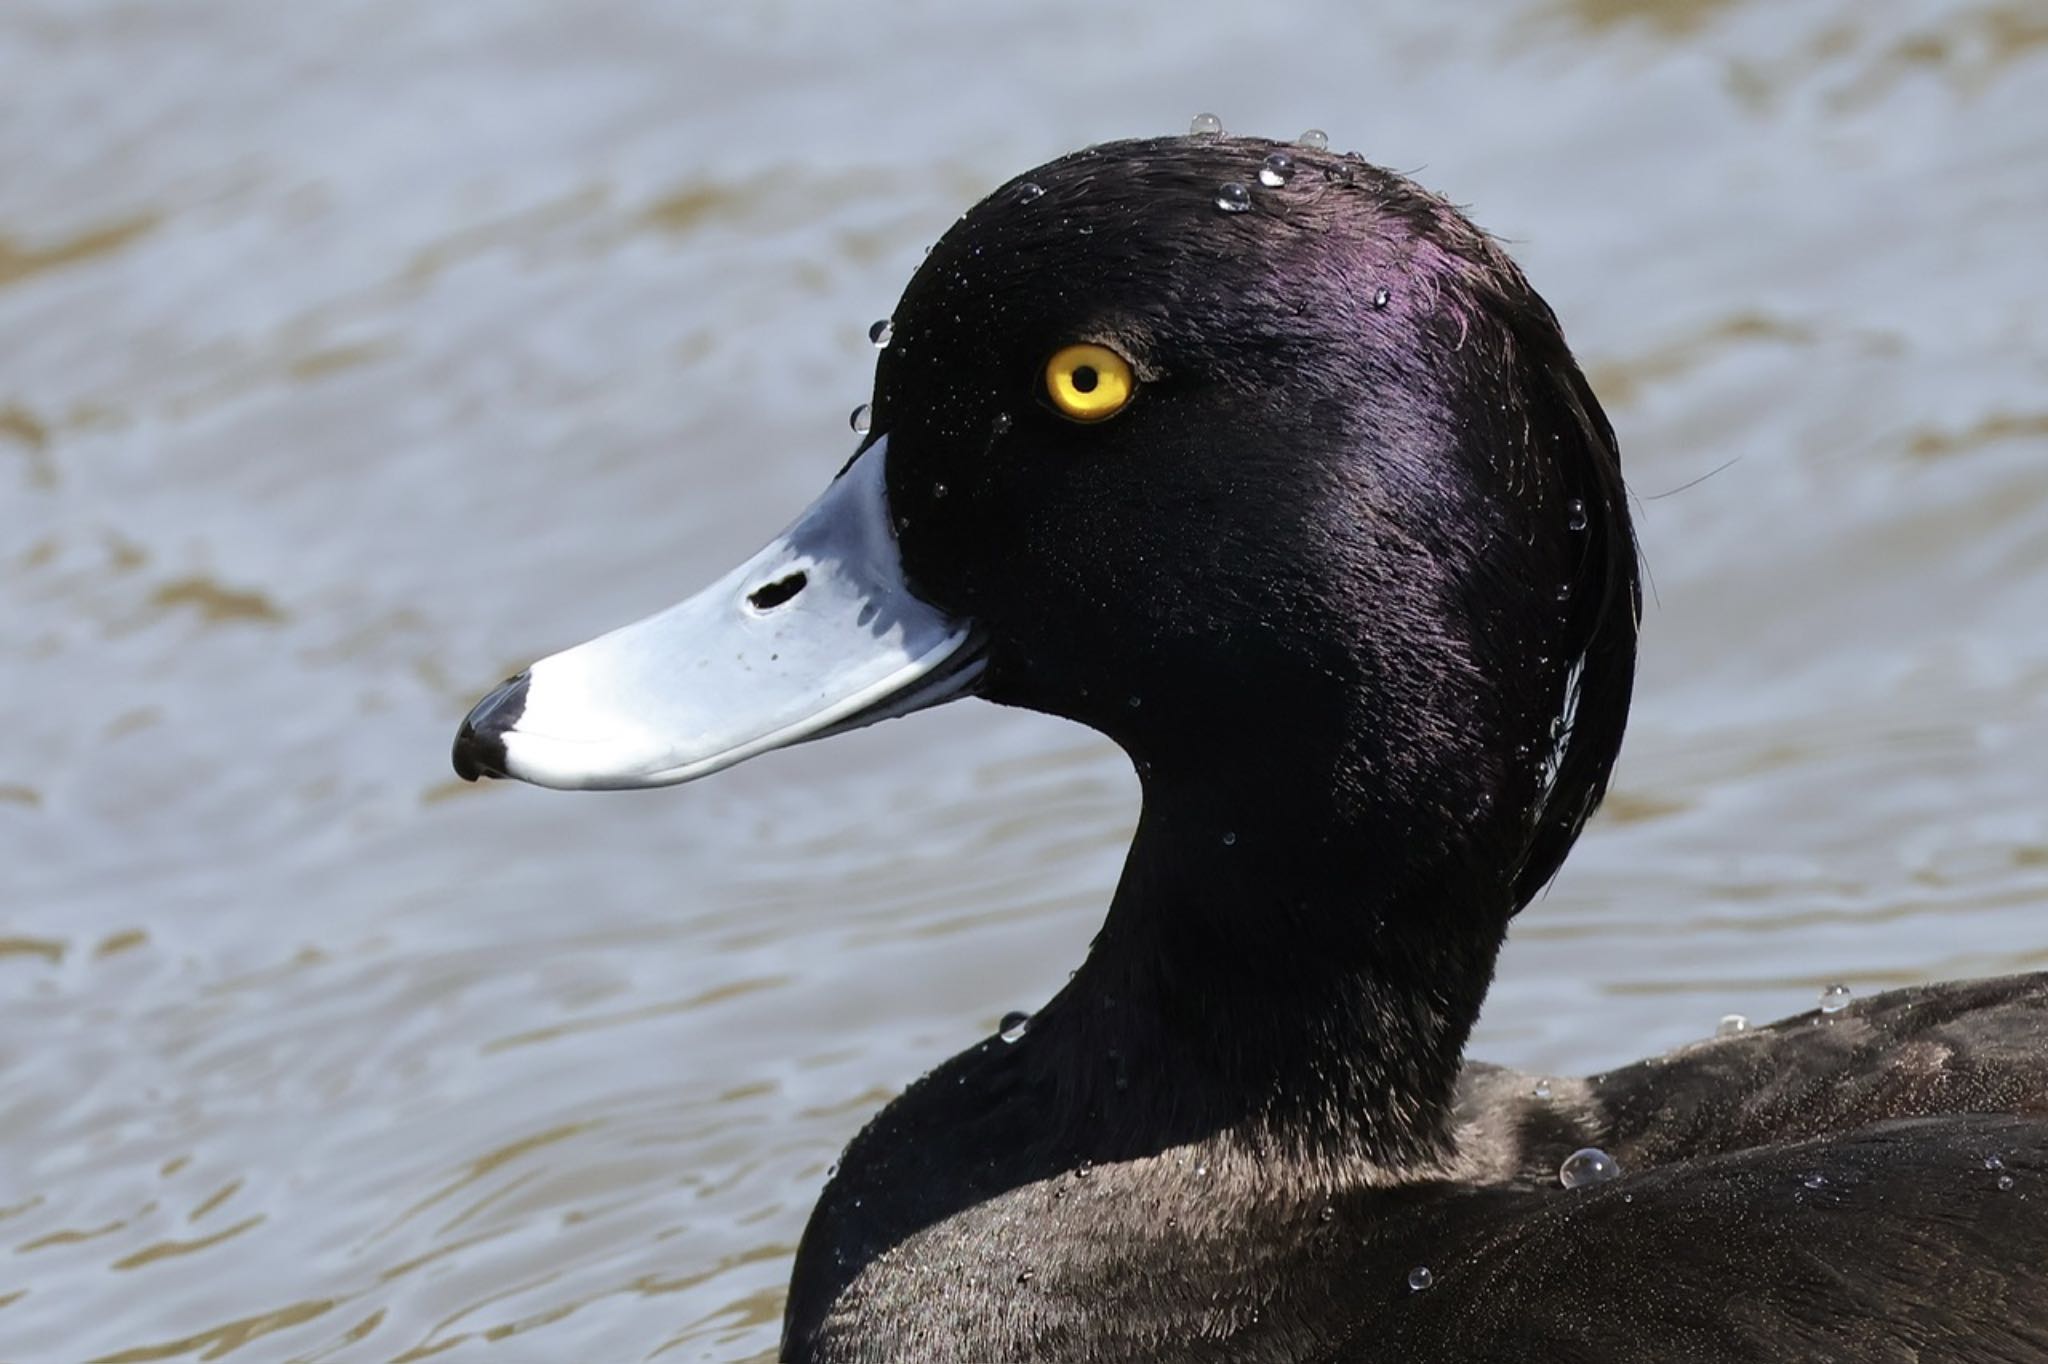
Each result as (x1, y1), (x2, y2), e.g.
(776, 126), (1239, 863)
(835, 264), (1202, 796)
(1044, 343), (1135, 422)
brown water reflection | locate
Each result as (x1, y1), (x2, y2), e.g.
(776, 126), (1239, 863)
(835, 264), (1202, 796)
(4, 0), (2046, 1359)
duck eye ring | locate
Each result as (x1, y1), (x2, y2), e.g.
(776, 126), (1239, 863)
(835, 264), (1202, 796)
(1044, 343), (1135, 422)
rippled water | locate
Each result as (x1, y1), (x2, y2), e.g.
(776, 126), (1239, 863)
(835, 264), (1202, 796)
(5, 1), (2046, 1358)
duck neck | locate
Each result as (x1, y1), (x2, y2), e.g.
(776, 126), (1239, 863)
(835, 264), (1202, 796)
(1035, 756), (1509, 1172)
(784, 742), (1521, 1361)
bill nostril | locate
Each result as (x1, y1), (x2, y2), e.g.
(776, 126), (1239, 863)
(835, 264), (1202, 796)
(747, 571), (808, 612)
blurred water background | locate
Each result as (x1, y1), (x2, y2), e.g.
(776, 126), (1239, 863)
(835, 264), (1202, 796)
(4, 0), (2046, 1358)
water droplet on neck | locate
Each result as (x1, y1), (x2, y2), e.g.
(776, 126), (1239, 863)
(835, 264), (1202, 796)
(1559, 1147), (1621, 1189)
(1297, 128), (1330, 151)
(848, 403), (871, 434)
(1214, 182), (1252, 214)
(1567, 498), (1589, 532)
(1407, 1265), (1434, 1291)
(999, 1011), (1030, 1043)
(1818, 983), (1852, 1014)
(867, 319), (893, 347)
(1532, 1079), (1553, 1100)
(1258, 152), (1295, 187)
(1371, 287), (1391, 310)
(1188, 112), (1224, 136)
(1716, 1013), (1749, 1037)
(1016, 181), (1045, 202)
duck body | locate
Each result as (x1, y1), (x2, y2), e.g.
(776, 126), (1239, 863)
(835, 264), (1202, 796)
(794, 975), (2048, 1362)
(451, 135), (2048, 1362)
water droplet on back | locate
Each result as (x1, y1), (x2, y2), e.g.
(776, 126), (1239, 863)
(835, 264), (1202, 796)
(1407, 1265), (1434, 1291)
(1716, 1013), (1749, 1037)
(1567, 498), (1589, 532)
(849, 403), (872, 434)
(1818, 983), (1852, 1014)
(1801, 1171), (1828, 1190)
(868, 319), (893, 348)
(999, 1010), (1030, 1043)
(1371, 287), (1391, 310)
(1559, 1147), (1621, 1189)
(1532, 1079), (1553, 1101)
(1258, 152), (1295, 187)
(1188, 112), (1224, 136)
(1297, 128), (1330, 151)
(1214, 182), (1252, 214)
(1998, 1173), (2017, 1191)
(1985, 1153), (2006, 1170)
(1016, 181), (1045, 202)
(1221, 831), (1237, 847)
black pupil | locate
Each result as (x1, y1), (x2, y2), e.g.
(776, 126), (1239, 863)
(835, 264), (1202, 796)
(1071, 365), (1099, 394)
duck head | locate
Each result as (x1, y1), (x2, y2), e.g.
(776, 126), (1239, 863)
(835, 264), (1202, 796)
(454, 134), (1637, 923)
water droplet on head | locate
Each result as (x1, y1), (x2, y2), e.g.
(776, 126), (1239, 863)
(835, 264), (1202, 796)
(1532, 1079), (1552, 1101)
(1258, 151), (1295, 187)
(1214, 182), (1252, 214)
(1801, 1172), (1828, 1190)
(867, 319), (893, 348)
(1559, 1147), (1621, 1189)
(1221, 831), (1237, 847)
(999, 1011), (1030, 1043)
(1999, 1173), (2017, 1191)
(1555, 583), (1573, 603)
(931, 481), (948, 499)
(1407, 1265), (1434, 1292)
(1371, 287), (1390, 310)
(1126, 695), (1142, 709)
(1567, 498), (1589, 532)
(1318, 1204), (1335, 1223)
(1297, 128), (1330, 151)
(1189, 112), (1224, 136)
(1016, 181), (1045, 202)
(848, 403), (872, 434)
(1985, 1154), (2006, 1170)
(1818, 983), (1852, 1014)
(991, 411), (1013, 436)
(1716, 1013), (1749, 1037)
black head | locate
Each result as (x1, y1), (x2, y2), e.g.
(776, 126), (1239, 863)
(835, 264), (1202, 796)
(874, 135), (1638, 917)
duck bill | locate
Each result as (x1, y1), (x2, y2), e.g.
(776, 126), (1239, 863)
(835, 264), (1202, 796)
(451, 437), (983, 790)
